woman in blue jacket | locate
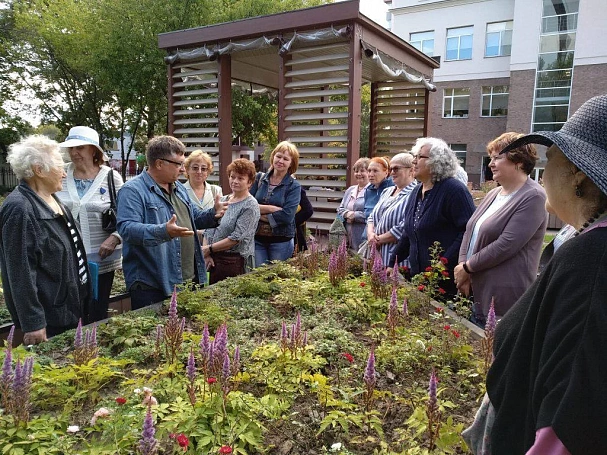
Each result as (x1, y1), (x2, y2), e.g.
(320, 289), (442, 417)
(389, 138), (475, 298)
(249, 141), (301, 265)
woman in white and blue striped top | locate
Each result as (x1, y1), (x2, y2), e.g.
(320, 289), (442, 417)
(367, 152), (417, 267)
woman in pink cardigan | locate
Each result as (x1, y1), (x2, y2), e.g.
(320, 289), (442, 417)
(454, 132), (547, 324)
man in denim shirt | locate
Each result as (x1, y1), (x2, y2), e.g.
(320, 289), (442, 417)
(117, 136), (227, 309)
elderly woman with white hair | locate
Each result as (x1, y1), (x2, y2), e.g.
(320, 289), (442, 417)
(0, 135), (92, 344)
(367, 152), (417, 266)
(389, 137), (475, 298)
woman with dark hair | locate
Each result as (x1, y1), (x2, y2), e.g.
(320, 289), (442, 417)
(389, 137), (475, 298)
(463, 94), (607, 455)
(454, 132), (547, 325)
(249, 141), (301, 265)
(0, 135), (92, 344)
(202, 159), (260, 283)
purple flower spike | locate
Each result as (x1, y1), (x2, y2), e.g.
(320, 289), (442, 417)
(180, 317), (186, 333)
(390, 288), (398, 313)
(6, 326), (14, 349)
(187, 349), (196, 383)
(90, 325), (98, 350)
(302, 331), (308, 346)
(138, 406), (158, 455)
(2, 341), (13, 383)
(200, 324), (210, 365)
(156, 324), (163, 344)
(233, 346), (240, 374)
(222, 351), (231, 382)
(74, 319), (83, 350)
(168, 286), (178, 320)
(364, 349), (376, 388)
(485, 297), (497, 336)
(428, 369), (438, 411)
(213, 324), (228, 362)
(392, 256), (399, 287)
(402, 296), (409, 316)
(294, 312), (301, 343)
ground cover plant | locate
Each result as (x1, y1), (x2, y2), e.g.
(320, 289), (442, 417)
(0, 241), (486, 454)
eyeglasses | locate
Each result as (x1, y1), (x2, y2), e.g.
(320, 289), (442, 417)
(190, 166), (209, 172)
(160, 158), (186, 168)
(390, 166), (411, 172)
(413, 155), (430, 161)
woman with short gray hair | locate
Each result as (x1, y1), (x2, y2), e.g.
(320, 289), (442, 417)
(0, 135), (92, 344)
(389, 137), (475, 299)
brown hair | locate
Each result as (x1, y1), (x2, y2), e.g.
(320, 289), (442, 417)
(488, 132), (538, 175)
(353, 157), (370, 172)
(227, 158), (256, 183)
(269, 141), (300, 174)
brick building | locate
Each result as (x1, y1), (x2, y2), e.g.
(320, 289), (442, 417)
(386, 0), (607, 185)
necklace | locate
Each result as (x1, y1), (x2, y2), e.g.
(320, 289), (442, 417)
(575, 208), (607, 236)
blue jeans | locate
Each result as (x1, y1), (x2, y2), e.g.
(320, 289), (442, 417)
(255, 239), (294, 266)
(129, 286), (167, 310)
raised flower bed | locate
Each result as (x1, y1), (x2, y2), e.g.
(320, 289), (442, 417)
(0, 246), (486, 454)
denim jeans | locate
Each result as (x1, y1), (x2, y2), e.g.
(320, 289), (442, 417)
(129, 286), (167, 311)
(255, 239), (294, 266)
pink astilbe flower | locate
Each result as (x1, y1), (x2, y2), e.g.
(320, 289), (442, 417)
(164, 286), (184, 364)
(74, 319), (97, 365)
(280, 321), (289, 353)
(391, 256), (399, 288)
(186, 349), (196, 384)
(387, 287), (399, 336)
(370, 251), (388, 298)
(328, 250), (339, 286)
(0, 327), (14, 412)
(302, 331), (308, 347)
(482, 297), (497, 373)
(199, 324), (210, 374)
(363, 348), (377, 411)
(485, 298), (497, 337)
(221, 352), (231, 395)
(426, 369), (441, 450)
(138, 406), (158, 455)
(232, 346), (240, 377)
(12, 356), (34, 424)
(154, 325), (163, 359)
(402, 296), (409, 317)
(293, 312), (302, 346)
(74, 319), (84, 351)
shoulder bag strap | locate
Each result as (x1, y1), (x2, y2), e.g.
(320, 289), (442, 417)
(107, 169), (117, 210)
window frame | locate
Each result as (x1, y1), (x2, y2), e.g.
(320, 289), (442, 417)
(409, 30), (435, 57)
(445, 26), (474, 61)
(485, 20), (513, 58)
(481, 86), (509, 117)
(443, 88), (470, 118)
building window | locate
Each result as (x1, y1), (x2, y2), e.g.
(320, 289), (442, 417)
(481, 86), (509, 117)
(443, 88), (470, 118)
(485, 21), (513, 57)
(446, 26), (473, 61)
(450, 144), (467, 167)
(410, 31), (434, 57)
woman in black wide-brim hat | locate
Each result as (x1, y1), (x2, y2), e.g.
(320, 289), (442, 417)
(463, 94), (607, 455)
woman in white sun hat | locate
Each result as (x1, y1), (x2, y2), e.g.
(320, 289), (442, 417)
(56, 126), (124, 322)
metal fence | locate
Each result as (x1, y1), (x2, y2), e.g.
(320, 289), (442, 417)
(0, 165), (19, 191)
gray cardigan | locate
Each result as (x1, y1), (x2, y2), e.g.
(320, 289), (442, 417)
(459, 178), (547, 318)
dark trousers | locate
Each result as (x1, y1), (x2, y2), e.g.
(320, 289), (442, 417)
(129, 284), (167, 311)
(209, 253), (245, 285)
(89, 271), (115, 322)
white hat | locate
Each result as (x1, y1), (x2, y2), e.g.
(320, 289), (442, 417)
(59, 126), (108, 162)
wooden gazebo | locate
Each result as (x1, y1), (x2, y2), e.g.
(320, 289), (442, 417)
(158, 0), (438, 231)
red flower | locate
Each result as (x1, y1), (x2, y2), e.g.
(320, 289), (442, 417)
(399, 266), (409, 272)
(427, 346), (433, 352)
(436, 307), (443, 313)
(341, 352), (354, 363)
(219, 446), (233, 454)
(438, 288), (446, 294)
(360, 282), (366, 287)
(452, 330), (461, 338)
(440, 257), (448, 265)
(176, 433), (189, 448)
(115, 397), (126, 405)
(443, 324), (451, 330)
(207, 377), (217, 384)
(169, 433), (176, 439)
(417, 285), (425, 291)
(441, 270), (450, 277)
(425, 266), (433, 272)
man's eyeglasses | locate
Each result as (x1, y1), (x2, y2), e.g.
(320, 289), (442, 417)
(160, 158), (186, 168)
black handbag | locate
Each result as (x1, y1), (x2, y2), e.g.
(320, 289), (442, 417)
(101, 170), (117, 233)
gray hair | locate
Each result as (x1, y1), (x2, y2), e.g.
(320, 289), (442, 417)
(391, 152), (415, 168)
(412, 137), (458, 183)
(7, 135), (63, 180)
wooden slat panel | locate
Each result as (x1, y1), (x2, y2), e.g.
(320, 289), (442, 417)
(174, 118), (219, 125)
(173, 127), (219, 134)
(375, 143), (417, 151)
(174, 108), (219, 116)
(375, 114), (425, 122)
(285, 100), (348, 110)
(306, 221), (332, 232)
(285, 112), (348, 121)
(310, 200), (340, 210)
(173, 68), (218, 78)
(285, 124), (347, 132)
(285, 77), (349, 88)
(311, 211), (340, 221)
(287, 53), (350, 66)
(285, 64), (349, 77)
(296, 146), (347, 154)
(174, 98), (218, 107)
(299, 157), (347, 165)
(287, 135), (348, 143)
(185, 146), (219, 153)
(174, 61), (218, 70)
(285, 88), (349, 99)
(295, 168), (346, 177)
(305, 189), (344, 199)
(174, 88), (218, 97)
(178, 137), (219, 144)
(296, 180), (346, 188)
(289, 42), (349, 54)
(173, 78), (218, 88)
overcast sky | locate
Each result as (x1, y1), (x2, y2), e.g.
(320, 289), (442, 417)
(354, 0), (390, 28)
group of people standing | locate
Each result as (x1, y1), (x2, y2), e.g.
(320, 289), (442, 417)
(3, 94), (607, 454)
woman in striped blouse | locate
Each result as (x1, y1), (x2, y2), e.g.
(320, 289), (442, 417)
(367, 152), (417, 267)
